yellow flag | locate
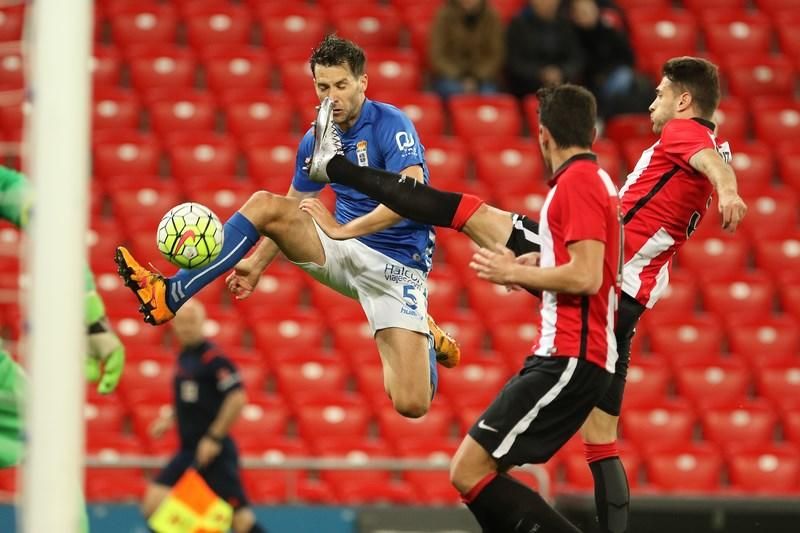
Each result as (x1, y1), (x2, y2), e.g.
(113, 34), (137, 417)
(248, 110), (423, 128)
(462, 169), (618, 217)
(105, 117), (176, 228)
(148, 468), (233, 533)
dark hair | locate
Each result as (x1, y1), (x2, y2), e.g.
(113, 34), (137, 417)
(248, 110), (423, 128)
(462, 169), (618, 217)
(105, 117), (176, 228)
(309, 34), (366, 78)
(662, 57), (720, 119)
(536, 84), (597, 149)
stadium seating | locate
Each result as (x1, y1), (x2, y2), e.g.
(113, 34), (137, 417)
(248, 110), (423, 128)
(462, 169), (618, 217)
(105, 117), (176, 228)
(109, 4), (178, 50)
(185, 4), (253, 51)
(727, 444), (800, 494)
(203, 46), (272, 94)
(646, 444), (724, 492)
(449, 94), (522, 139)
(701, 11), (772, 57)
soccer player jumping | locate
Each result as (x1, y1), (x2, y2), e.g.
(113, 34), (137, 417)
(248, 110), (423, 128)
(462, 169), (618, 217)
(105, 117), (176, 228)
(303, 57), (747, 532)
(115, 36), (458, 420)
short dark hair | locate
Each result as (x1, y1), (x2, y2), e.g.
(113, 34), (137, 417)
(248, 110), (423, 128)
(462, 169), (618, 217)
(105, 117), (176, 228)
(536, 84), (597, 149)
(309, 34), (366, 78)
(662, 57), (720, 119)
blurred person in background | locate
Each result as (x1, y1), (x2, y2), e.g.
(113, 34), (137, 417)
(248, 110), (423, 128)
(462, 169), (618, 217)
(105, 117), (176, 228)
(506, 0), (584, 98)
(570, 0), (654, 119)
(143, 300), (266, 533)
(429, 0), (505, 99)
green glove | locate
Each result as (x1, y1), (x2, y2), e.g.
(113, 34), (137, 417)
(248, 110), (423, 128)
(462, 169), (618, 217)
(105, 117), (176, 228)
(86, 321), (125, 395)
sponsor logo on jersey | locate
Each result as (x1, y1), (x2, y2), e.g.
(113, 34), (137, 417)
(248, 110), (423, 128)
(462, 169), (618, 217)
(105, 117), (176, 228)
(384, 263), (424, 288)
(395, 131), (417, 156)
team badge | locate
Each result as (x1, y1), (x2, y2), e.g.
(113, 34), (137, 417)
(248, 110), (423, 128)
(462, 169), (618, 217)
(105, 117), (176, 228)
(356, 140), (369, 167)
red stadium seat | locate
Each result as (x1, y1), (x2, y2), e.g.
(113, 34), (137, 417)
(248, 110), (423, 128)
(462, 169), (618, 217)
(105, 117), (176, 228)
(754, 238), (800, 278)
(108, 316), (167, 347)
(728, 317), (800, 357)
(275, 49), (314, 95)
(352, 360), (391, 407)
(230, 397), (290, 442)
(714, 98), (749, 142)
(377, 404), (455, 443)
(369, 92), (445, 140)
(775, 10), (800, 61)
(754, 0), (800, 19)
(330, 319), (375, 354)
(431, 310), (486, 356)
(780, 280), (800, 320)
(92, 88), (141, 131)
(166, 132), (237, 179)
(646, 444), (723, 492)
(681, 0), (747, 16)
(110, 4), (178, 49)
(295, 396), (373, 441)
(220, 89), (292, 138)
(273, 357), (350, 399)
(0, 49), (23, 90)
(312, 437), (394, 498)
(592, 138), (624, 183)
(493, 190), (549, 219)
(92, 46), (124, 89)
(782, 408), (800, 446)
(242, 470), (291, 504)
(725, 55), (797, 102)
(331, 5), (402, 48)
(186, 5), (253, 51)
(449, 94), (522, 139)
(489, 321), (539, 359)
(84, 401), (127, 435)
(230, 271), (305, 314)
(202, 47), (271, 95)
(250, 309), (326, 354)
(701, 401), (778, 448)
(147, 89), (217, 137)
(118, 357), (175, 405)
(702, 11), (772, 56)
(626, 8), (698, 60)
(362, 49), (421, 93)
(0, 6), (24, 42)
(127, 44), (197, 92)
(777, 141), (800, 192)
(242, 132), (301, 188)
(473, 138), (545, 194)
(622, 401), (697, 452)
(756, 364), (800, 409)
(109, 182), (182, 231)
(743, 190), (799, 240)
(604, 114), (653, 146)
(623, 358), (673, 408)
(727, 444), (800, 494)
(334, 478), (416, 505)
(700, 273), (776, 323)
(258, 5), (328, 56)
(438, 360), (510, 410)
(466, 280), (540, 328)
(647, 314), (724, 356)
(727, 141), (775, 197)
(673, 361), (751, 409)
(675, 237), (750, 281)
(85, 468), (146, 501)
(419, 136), (468, 182)
(427, 268), (463, 312)
(192, 184), (254, 221)
(92, 130), (161, 179)
(753, 102), (800, 149)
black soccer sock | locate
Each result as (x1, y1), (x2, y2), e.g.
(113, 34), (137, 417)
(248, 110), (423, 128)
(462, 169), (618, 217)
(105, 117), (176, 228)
(463, 473), (582, 533)
(247, 523), (267, 533)
(588, 456), (630, 533)
(326, 155), (483, 229)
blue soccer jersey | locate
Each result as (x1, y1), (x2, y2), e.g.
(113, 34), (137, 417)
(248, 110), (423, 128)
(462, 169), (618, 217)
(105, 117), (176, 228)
(292, 99), (435, 273)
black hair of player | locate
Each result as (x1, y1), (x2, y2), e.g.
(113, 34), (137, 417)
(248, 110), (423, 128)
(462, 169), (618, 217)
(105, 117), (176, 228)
(662, 57), (721, 119)
(309, 34), (366, 78)
(536, 84), (597, 149)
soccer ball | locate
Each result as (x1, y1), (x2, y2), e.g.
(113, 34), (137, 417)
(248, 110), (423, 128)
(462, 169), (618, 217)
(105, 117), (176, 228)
(156, 203), (224, 269)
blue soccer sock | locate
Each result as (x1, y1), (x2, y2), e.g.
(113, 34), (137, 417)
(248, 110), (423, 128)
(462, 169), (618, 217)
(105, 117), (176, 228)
(166, 212), (260, 311)
(428, 340), (439, 400)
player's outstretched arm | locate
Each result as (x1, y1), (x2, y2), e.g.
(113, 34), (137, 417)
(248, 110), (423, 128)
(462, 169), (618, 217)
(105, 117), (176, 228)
(471, 240), (605, 295)
(689, 148), (747, 232)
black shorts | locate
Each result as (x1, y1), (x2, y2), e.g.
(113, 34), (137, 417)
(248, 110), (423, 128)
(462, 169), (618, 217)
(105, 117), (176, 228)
(468, 356), (612, 469)
(505, 213), (647, 417)
(155, 440), (249, 509)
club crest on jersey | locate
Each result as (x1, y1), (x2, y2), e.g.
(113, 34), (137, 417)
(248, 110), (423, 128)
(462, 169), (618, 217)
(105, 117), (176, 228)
(356, 140), (369, 167)
(180, 380), (199, 403)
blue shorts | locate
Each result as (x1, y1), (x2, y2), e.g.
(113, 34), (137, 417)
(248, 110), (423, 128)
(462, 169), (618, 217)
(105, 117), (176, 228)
(154, 440), (249, 509)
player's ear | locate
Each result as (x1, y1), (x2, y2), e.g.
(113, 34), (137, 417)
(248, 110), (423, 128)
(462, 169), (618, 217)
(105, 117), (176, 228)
(591, 126), (598, 145)
(677, 90), (693, 113)
(359, 73), (368, 94)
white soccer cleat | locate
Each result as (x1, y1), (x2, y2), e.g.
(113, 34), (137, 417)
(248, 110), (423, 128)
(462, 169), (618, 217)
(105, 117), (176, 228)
(307, 96), (343, 183)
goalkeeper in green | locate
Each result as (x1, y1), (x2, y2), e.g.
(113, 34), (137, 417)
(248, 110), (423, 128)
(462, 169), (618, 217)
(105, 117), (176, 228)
(0, 164), (126, 468)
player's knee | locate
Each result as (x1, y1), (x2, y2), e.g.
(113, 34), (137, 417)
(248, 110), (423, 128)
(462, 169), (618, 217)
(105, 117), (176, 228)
(239, 190), (283, 228)
(392, 395), (430, 419)
(449, 455), (477, 495)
